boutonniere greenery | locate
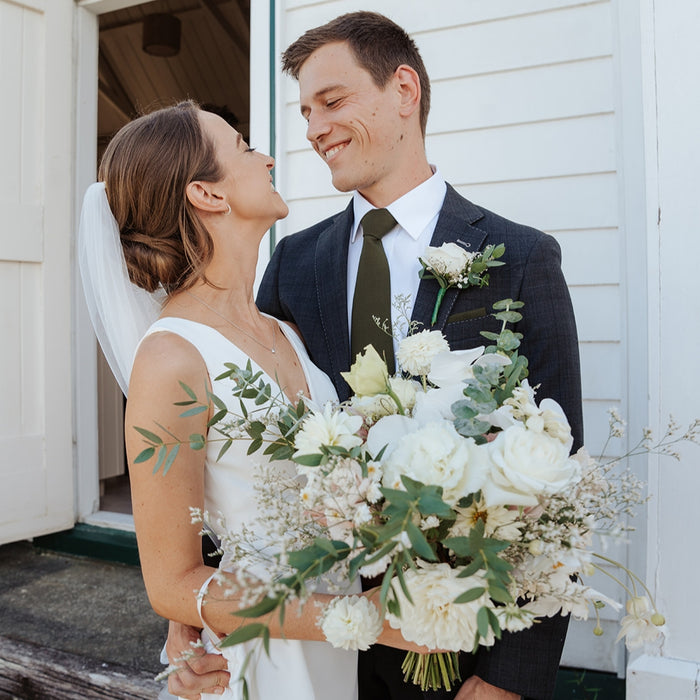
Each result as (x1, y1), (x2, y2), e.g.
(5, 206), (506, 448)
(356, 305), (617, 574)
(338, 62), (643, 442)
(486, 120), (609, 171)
(419, 242), (506, 325)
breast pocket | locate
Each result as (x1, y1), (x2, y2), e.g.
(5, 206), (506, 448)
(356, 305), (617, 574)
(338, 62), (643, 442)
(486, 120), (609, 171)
(443, 307), (500, 350)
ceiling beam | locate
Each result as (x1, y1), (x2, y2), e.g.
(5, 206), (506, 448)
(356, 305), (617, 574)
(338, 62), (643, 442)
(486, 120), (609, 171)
(199, 0), (249, 56)
(98, 45), (137, 120)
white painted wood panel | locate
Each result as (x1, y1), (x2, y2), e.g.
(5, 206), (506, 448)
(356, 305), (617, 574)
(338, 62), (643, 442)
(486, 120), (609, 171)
(284, 0), (597, 41)
(0, 0), (74, 544)
(455, 175), (619, 232)
(418, 2), (612, 82)
(569, 286), (620, 342)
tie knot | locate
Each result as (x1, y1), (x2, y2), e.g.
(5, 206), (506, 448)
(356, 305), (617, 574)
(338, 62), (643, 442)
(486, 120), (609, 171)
(361, 208), (396, 240)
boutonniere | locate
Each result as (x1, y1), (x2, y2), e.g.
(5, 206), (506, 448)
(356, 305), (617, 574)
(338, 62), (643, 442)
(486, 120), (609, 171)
(419, 242), (505, 325)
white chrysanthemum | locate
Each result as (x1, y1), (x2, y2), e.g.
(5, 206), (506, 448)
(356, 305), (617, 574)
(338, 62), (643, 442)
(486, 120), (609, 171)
(450, 495), (522, 541)
(293, 404), (363, 457)
(386, 562), (496, 650)
(484, 424), (581, 507)
(359, 552), (392, 578)
(615, 596), (665, 650)
(321, 595), (383, 651)
(421, 242), (476, 283)
(381, 421), (488, 505)
(397, 330), (450, 376)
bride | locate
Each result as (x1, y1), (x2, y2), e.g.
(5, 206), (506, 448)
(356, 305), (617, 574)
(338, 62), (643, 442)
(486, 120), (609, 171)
(78, 101), (420, 699)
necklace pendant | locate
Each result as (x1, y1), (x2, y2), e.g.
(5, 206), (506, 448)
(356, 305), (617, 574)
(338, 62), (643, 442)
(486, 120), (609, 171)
(271, 348), (276, 354)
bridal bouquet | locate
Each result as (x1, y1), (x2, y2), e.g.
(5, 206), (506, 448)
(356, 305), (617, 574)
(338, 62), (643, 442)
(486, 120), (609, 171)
(137, 297), (699, 693)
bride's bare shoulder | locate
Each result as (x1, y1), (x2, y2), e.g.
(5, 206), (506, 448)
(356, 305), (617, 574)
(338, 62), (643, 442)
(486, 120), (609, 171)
(130, 330), (207, 397)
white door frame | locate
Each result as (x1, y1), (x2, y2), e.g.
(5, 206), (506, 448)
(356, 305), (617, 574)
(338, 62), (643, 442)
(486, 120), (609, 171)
(73, 0), (273, 527)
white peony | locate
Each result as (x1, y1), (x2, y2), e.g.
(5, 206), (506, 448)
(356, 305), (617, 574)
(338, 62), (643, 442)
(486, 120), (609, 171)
(421, 242), (476, 284)
(386, 562), (496, 650)
(321, 595), (383, 651)
(381, 421), (488, 505)
(397, 330), (450, 376)
(484, 424), (581, 507)
(293, 404), (363, 458)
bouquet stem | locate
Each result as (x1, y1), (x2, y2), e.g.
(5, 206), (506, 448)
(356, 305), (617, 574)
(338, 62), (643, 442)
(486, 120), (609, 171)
(401, 651), (461, 691)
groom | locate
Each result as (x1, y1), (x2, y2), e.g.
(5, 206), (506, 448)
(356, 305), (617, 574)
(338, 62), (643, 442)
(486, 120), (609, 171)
(165, 11), (582, 700)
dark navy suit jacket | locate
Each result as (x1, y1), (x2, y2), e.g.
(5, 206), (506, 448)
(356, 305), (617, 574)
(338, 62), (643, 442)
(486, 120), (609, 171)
(258, 184), (583, 699)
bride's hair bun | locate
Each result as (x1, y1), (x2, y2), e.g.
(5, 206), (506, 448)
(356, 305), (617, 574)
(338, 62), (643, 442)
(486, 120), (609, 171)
(98, 100), (222, 294)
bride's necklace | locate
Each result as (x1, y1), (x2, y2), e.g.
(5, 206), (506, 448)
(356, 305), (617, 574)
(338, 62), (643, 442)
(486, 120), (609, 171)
(185, 291), (277, 354)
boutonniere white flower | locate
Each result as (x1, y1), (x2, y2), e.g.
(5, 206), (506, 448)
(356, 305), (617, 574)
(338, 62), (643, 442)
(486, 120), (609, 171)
(419, 242), (506, 325)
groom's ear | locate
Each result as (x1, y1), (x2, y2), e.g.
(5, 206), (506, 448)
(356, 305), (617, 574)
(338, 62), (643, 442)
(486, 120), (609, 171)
(394, 64), (421, 121)
(186, 181), (228, 214)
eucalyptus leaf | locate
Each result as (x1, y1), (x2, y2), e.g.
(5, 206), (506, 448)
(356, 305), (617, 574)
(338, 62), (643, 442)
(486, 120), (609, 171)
(219, 623), (269, 648)
(134, 426), (163, 445)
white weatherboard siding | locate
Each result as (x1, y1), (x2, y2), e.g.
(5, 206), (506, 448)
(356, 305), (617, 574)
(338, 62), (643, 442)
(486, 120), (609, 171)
(277, 0), (628, 674)
(0, 0), (74, 543)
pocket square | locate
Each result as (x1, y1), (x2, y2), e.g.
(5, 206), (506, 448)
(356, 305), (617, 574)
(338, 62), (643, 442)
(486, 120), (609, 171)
(447, 307), (487, 324)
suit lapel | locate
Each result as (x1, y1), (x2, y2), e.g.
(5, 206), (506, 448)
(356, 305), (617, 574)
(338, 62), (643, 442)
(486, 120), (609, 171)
(315, 202), (354, 386)
(412, 185), (489, 332)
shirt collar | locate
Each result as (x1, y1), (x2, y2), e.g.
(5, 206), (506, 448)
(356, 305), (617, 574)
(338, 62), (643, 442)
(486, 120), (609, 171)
(351, 166), (446, 242)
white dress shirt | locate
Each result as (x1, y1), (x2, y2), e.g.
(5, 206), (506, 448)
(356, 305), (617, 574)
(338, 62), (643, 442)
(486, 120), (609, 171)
(347, 167), (447, 364)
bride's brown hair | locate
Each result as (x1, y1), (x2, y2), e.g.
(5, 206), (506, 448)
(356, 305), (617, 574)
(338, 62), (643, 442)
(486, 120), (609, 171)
(98, 100), (223, 293)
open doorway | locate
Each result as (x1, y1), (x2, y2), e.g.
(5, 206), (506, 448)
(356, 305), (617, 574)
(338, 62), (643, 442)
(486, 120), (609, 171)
(95, 0), (250, 516)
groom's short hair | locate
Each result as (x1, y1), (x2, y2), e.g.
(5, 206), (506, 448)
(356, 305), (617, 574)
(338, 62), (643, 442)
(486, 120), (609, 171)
(281, 11), (431, 136)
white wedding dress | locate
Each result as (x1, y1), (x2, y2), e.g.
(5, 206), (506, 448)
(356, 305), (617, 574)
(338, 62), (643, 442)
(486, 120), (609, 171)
(143, 316), (359, 700)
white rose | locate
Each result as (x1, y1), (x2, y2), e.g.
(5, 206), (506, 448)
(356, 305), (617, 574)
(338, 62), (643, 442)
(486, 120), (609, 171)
(293, 404), (363, 458)
(321, 596), (383, 651)
(484, 424), (580, 506)
(348, 377), (417, 422)
(381, 421), (488, 505)
(422, 242), (475, 283)
(341, 344), (389, 396)
(386, 562), (496, 651)
(397, 330), (449, 376)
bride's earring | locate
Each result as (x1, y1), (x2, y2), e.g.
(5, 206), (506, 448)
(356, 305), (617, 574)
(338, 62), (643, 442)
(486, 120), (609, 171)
(224, 203), (231, 215)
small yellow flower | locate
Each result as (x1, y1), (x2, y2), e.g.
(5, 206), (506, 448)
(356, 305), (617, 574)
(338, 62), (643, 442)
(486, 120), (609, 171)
(341, 345), (389, 396)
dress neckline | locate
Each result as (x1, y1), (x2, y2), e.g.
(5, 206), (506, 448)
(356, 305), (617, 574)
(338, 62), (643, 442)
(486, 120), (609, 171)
(151, 314), (313, 404)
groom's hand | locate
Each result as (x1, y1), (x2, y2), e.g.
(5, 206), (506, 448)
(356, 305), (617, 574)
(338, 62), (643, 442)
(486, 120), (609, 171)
(165, 621), (230, 698)
(455, 676), (520, 699)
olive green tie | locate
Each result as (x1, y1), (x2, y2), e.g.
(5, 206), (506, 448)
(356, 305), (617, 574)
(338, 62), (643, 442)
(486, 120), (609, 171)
(351, 208), (396, 371)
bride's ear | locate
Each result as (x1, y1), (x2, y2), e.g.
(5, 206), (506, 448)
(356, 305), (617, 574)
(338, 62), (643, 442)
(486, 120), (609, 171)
(186, 181), (228, 214)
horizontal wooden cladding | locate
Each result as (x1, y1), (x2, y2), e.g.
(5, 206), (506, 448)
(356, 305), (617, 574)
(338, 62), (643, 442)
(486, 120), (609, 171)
(582, 399), (622, 453)
(283, 0), (603, 44)
(570, 285), (620, 342)
(0, 203), (43, 261)
(429, 57), (614, 134)
(456, 175), (618, 237)
(417, 2), (612, 82)
(282, 113), (616, 201)
(579, 341), (622, 400)
(428, 114), (616, 185)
